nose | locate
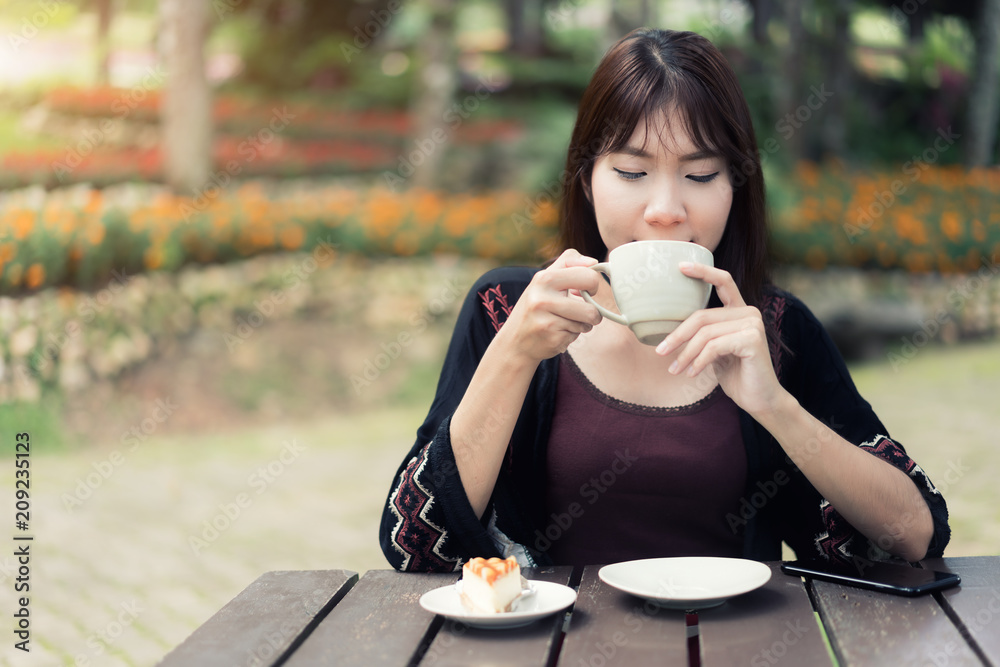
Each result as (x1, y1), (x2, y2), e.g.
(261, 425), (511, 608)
(643, 182), (686, 228)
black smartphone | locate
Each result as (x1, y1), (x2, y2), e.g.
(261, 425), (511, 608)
(781, 559), (961, 596)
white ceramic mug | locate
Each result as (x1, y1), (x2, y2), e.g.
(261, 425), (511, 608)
(581, 240), (714, 345)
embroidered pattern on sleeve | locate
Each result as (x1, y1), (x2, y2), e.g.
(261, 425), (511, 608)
(387, 444), (462, 572)
(813, 434), (932, 564)
(814, 500), (857, 562)
(761, 293), (788, 378)
(479, 285), (513, 333)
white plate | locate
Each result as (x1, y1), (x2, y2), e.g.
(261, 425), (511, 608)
(599, 557), (772, 610)
(419, 580), (577, 629)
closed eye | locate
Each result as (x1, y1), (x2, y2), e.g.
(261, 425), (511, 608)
(687, 172), (720, 183)
(612, 167), (645, 181)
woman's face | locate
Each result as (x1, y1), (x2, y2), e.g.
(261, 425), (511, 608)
(589, 108), (733, 258)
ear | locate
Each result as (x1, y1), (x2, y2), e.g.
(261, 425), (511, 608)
(582, 180), (593, 205)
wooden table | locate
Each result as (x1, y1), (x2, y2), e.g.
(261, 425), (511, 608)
(159, 556), (999, 666)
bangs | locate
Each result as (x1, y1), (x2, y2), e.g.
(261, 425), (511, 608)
(595, 59), (738, 169)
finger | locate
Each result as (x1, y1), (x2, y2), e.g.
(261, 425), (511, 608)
(550, 248), (599, 270)
(665, 318), (752, 374)
(683, 324), (766, 377)
(657, 305), (760, 356)
(539, 265), (603, 295)
(678, 262), (745, 307)
(548, 296), (603, 327)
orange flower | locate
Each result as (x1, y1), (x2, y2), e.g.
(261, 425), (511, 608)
(798, 161), (819, 188)
(940, 211), (962, 242)
(11, 210), (35, 240)
(443, 208), (468, 237)
(144, 245), (163, 270)
(366, 191), (403, 239)
(84, 190), (102, 214)
(87, 222), (106, 246)
(279, 226), (304, 250)
(24, 263), (46, 289)
(972, 219), (987, 242)
(413, 190), (443, 228)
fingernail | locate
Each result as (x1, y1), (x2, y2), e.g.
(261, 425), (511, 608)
(679, 261), (693, 269)
(668, 361), (679, 374)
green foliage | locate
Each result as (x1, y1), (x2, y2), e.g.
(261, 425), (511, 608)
(0, 400), (67, 453)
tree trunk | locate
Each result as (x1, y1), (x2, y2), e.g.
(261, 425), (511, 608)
(751, 0), (772, 45)
(95, 0), (113, 85)
(820, 0), (851, 159)
(965, 0), (1000, 166)
(160, 0), (212, 195)
(505, 0), (543, 57)
(409, 0), (457, 190)
(781, 0), (807, 162)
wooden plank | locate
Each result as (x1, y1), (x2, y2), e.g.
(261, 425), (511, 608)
(810, 568), (980, 667)
(556, 565), (688, 666)
(699, 562), (833, 667)
(923, 556), (1000, 664)
(284, 569), (459, 667)
(418, 566), (574, 667)
(158, 569), (357, 667)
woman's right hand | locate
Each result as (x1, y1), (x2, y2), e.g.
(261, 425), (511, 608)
(497, 249), (604, 364)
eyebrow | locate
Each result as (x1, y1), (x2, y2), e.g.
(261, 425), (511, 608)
(612, 145), (723, 162)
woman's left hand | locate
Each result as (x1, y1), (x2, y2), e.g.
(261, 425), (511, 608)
(655, 262), (786, 417)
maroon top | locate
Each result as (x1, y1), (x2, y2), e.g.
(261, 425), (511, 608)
(543, 352), (747, 567)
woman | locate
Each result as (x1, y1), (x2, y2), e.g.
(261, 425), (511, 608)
(379, 28), (950, 571)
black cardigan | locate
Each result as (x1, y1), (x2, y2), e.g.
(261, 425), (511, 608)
(379, 267), (951, 572)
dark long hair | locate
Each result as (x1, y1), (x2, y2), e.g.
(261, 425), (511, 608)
(557, 28), (772, 313)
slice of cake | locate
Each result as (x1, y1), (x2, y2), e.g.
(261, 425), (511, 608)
(459, 556), (523, 613)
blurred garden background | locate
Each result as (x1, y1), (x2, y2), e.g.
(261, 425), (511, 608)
(0, 0), (998, 664)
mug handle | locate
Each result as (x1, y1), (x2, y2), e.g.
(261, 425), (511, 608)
(580, 263), (628, 325)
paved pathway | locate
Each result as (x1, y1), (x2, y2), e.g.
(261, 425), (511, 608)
(0, 411), (417, 666)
